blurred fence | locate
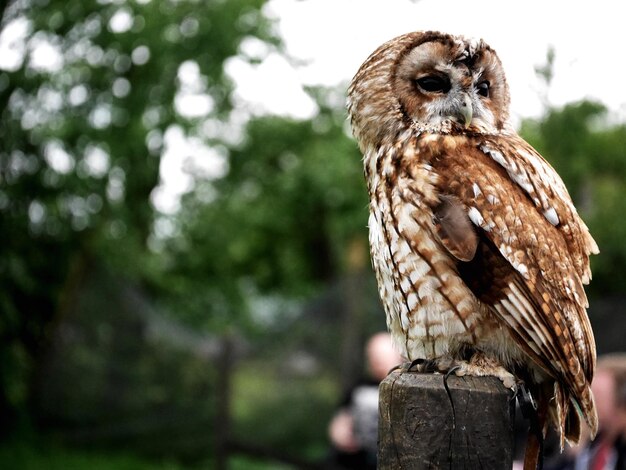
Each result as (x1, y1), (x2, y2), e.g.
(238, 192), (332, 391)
(33, 261), (387, 466)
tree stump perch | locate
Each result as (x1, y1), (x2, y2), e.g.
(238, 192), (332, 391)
(378, 370), (515, 469)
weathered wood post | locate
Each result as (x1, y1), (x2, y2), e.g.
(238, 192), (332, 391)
(214, 334), (233, 470)
(378, 370), (515, 469)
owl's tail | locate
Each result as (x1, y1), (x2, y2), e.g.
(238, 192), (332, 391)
(553, 380), (597, 446)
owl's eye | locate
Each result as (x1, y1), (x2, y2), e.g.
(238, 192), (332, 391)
(476, 80), (490, 97)
(416, 76), (451, 94)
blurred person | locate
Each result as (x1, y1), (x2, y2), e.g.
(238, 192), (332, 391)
(546, 354), (626, 470)
(326, 332), (402, 469)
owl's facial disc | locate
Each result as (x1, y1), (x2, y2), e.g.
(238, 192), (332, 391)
(411, 73), (483, 129)
(394, 38), (510, 133)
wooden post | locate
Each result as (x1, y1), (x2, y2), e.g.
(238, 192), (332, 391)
(339, 237), (368, 394)
(378, 370), (515, 469)
(214, 335), (233, 470)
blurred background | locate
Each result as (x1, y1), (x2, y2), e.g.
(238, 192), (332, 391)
(1, 0), (625, 468)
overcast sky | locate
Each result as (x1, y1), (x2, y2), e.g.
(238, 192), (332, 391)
(230, 0), (626, 124)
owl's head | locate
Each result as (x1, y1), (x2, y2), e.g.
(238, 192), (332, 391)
(348, 31), (512, 149)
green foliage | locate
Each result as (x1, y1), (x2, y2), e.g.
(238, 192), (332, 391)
(228, 457), (293, 470)
(158, 91), (369, 332)
(0, 440), (183, 470)
(0, 0), (275, 432)
(232, 362), (337, 460)
(0, 438), (292, 470)
(7, 264), (222, 466)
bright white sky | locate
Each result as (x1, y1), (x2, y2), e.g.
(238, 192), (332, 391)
(232, 0), (626, 125)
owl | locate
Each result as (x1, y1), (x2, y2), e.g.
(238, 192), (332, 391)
(347, 31), (598, 467)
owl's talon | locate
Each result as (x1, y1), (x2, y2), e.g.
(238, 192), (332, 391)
(443, 365), (461, 431)
(389, 358), (428, 374)
(412, 358), (443, 373)
(445, 365), (462, 378)
(516, 383), (537, 419)
(389, 360), (416, 374)
(407, 358), (426, 371)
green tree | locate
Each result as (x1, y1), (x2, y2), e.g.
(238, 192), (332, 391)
(0, 0), (275, 433)
(159, 87), (371, 333)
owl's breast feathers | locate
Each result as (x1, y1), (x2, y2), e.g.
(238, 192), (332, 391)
(367, 130), (598, 440)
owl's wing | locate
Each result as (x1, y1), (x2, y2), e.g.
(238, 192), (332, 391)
(428, 134), (597, 430)
(476, 135), (597, 376)
(479, 135), (599, 284)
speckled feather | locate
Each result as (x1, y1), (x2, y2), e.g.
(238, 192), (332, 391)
(347, 30), (598, 455)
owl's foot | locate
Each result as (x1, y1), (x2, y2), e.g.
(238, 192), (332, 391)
(406, 353), (517, 390)
(453, 355), (517, 390)
(389, 358), (428, 374)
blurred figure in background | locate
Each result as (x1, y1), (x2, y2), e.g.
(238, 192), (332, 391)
(573, 354), (626, 470)
(326, 332), (402, 470)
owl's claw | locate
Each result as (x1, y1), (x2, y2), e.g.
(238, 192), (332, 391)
(389, 358), (427, 374)
(407, 358), (427, 371)
(443, 365), (462, 434)
(516, 382), (537, 418)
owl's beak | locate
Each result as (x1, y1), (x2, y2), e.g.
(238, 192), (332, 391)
(459, 93), (473, 128)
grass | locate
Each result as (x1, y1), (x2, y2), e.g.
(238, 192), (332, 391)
(231, 361), (339, 462)
(0, 440), (303, 470)
(0, 440), (183, 470)
(0, 361), (341, 469)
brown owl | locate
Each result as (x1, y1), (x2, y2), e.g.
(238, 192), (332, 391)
(347, 31), (598, 467)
